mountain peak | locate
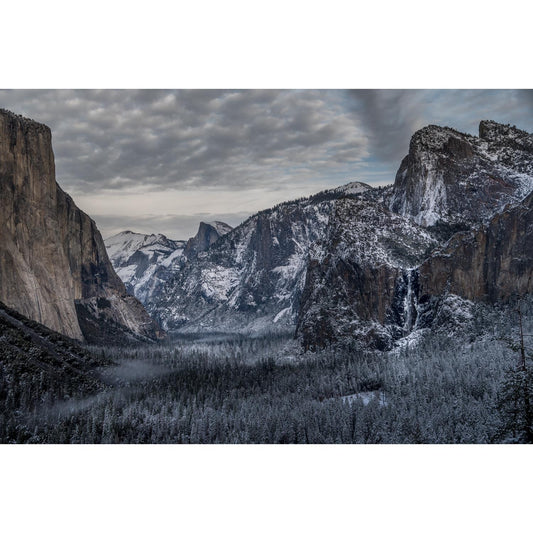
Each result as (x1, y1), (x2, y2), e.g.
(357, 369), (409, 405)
(334, 181), (372, 195)
(202, 220), (233, 235)
(390, 120), (533, 227)
(408, 124), (475, 155)
(479, 120), (527, 141)
(185, 220), (233, 258)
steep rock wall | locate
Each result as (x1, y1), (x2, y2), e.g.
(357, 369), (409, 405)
(418, 191), (533, 304)
(0, 109), (163, 343)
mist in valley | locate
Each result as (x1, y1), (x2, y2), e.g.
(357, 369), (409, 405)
(4, 299), (531, 444)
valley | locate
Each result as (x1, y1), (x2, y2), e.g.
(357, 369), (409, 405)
(4, 298), (531, 443)
(1, 106), (532, 443)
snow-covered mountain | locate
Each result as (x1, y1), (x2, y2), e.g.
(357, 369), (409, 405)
(147, 182), (386, 334)
(298, 121), (533, 350)
(105, 231), (186, 302)
(105, 221), (233, 305)
(108, 120), (533, 352)
(389, 121), (533, 227)
(296, 196), (438, 350)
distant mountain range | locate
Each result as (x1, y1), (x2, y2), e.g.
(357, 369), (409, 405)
(106, 120), (533, 350)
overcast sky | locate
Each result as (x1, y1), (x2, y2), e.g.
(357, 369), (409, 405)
(1, 89), (531, 239)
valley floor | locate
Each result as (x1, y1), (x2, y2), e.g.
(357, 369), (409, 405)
(3, 300), (531, 444)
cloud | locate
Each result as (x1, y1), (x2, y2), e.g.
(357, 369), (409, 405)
(0, 89), (369, 195)
(1, 89), (530, 238)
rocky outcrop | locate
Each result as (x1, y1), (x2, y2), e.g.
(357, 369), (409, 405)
(389, 122), (533, 227)
(0, 109), (163, 343)
(295, 198), (436, 351)
(418, 190), (533, 305)
(184, 221), (233, 258)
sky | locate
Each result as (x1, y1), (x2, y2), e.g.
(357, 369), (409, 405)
(1, 89), (531, 240)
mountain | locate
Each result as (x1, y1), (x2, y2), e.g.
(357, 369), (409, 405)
(105, 231), (186, 302)
(299, 121), (533, 350)
(418, 189), (533, 306)
(141, 121), (532, 352)
(184, 221), (233, 258)
(104, 221), (232, 306)
(295, 196), (437, 350)
(389, 121), (533, 227)
(147, 182), (375, 333)
(0, 109), (163, 344)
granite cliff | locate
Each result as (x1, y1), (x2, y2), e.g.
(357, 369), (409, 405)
(0, 109), (163, 344)
(389, 121), (533, 227)
(418, 190), (533, 305)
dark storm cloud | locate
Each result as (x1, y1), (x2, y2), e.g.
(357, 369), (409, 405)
(0, 89), (368, 194)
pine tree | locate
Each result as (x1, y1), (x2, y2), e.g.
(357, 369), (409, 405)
(496, 304), (533, 443)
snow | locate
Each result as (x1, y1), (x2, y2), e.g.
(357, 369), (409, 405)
(104, 230), (187, 304)
(273, 307), (291, 323)
(115, 264), (137, 284)
(200, 266), (239, 301)
(334, 181), (372, 195)
(160, 248), (184, 268)
(206, 221), (233, 235)
(341, 391), (388, 407)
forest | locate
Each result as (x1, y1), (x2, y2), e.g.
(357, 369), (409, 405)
(1, 299), (532, 444)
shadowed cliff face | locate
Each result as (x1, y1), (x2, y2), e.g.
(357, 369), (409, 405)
(0, 109), (163, 343)
(295, 198), (436, 351)
(419, 190), (533, 304)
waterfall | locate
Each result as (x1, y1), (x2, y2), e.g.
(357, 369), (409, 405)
(403, 269), (415, 334)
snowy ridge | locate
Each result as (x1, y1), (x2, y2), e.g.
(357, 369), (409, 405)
(105, 222), (233, 307)
(390, 122), (533, 227)
(105, 231), (186, 302)
(149, 195), (336, 333)
(108, 120), (533, 352)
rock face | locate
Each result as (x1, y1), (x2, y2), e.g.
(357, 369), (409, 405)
(0, 109), (163, 343)
(296, 197), (437, 350)
(148, 184), (371, 333)
(184, 221), (233, 258)
(389, 121), (533, 227)
(418, 190), (533, 305)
